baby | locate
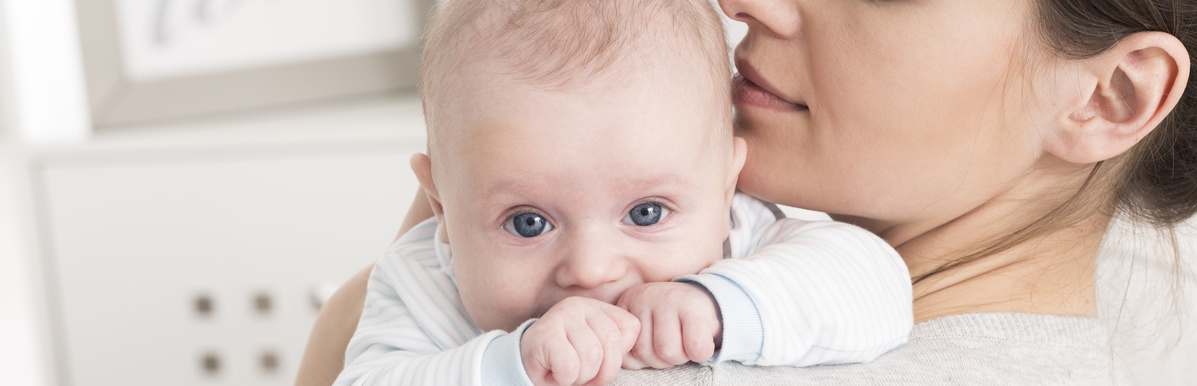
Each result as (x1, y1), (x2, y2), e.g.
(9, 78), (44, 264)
(334, 0), (912, 385)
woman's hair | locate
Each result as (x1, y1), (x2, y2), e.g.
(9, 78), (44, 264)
(913, 0), (1196, 284)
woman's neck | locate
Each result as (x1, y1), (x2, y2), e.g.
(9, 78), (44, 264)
(842, 160), (1110, 323)
(900, 212), (1105, 323)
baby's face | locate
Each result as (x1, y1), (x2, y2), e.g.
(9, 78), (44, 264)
(427, 61), (739, 332)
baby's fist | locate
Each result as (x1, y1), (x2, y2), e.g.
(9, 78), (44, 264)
(521, 297), (640, 386)
(616, 282), (721, 369)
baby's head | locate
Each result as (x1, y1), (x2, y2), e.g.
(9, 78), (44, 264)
(412, 0), (742, 332)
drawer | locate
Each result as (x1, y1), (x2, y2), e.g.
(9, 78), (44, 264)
(38, 142), (422, 386)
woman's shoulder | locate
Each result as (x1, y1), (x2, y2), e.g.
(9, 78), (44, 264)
(611, 312), (1113, 386)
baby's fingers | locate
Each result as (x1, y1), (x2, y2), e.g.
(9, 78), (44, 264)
(625, 315), (672, 369)
(599, 302), (641, 353)
(543, 334), (581, 386)
(681, 316), (717, 363)
(565, 319), (606, 385)
(652, 312), (690, 366)
(586, 303), (638, 385)
(620, 356), (650, 370)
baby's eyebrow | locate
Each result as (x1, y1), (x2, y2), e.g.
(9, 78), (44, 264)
(475, 169), (706, 207)
(480, 179), (530, 199)
(618, 173), (699, 191)
(490, 172), (696, 191)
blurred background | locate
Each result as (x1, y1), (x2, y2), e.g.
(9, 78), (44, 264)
(0, 1), (1192, 386)
(2, 1), (432, 385)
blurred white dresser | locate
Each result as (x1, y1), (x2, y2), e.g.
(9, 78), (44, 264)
(2, 94), (427, 386)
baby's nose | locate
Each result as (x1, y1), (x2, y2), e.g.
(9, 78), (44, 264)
(555, 237), (629, 290)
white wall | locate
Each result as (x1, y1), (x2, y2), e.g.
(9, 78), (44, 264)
(1, 1), (53, 384)
(0, 0), (91, 143)
(0, 156), (52, 386)
(0, 0), (12, 140)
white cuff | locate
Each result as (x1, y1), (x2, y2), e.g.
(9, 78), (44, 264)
(675, 273), (764, 365)
(480, 319), (538, 386)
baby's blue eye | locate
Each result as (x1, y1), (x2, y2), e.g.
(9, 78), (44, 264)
(504, 212), (553, 238)
(623, 203), (669, 226)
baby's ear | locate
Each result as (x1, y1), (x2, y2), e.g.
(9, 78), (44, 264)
(1044, 31), (1189, 164)
(725, 136), (748, 205)
(411, 153), (450, 243)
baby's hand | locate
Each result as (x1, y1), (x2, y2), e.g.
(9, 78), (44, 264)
(616, 282), (721, 369)
(521, 296), (640, 386)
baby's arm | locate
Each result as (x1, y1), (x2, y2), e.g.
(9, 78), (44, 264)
(333, 220), (529, 386)
(337, 221), (639, 386)
(339, 290), (635, 386)
(333, 255), (527, 386)
(686, 217), (912, 366)
(619, 195), (912, 368)
(339, 273), (636, 386)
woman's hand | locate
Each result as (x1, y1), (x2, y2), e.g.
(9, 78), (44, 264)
(616, 282), (722, 369)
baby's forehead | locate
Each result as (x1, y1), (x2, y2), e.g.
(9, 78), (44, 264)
(421, 0), (734, 172)
(419, 0), (730, 121)
(440, 58), (725, 144)
(442, 92), (726, 192)
(439, 10), (711, 89)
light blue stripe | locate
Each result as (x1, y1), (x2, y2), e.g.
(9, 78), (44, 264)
(402, 259), (475, 343)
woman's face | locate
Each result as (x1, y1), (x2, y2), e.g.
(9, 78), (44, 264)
(721, 0), (1053, 238)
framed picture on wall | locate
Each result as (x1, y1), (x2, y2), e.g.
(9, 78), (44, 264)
(75, 0), (436, 127)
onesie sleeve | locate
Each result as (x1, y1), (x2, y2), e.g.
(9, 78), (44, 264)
(334, 220), (536, 386)
(677, 194), (913, 367)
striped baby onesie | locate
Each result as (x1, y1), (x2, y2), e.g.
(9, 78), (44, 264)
(334, 193), (912, 386)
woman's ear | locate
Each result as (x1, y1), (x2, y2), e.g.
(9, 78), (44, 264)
(410, 153), (450, 243)
(1045, 31), (1191, 164)
(725, 136), (748, 205)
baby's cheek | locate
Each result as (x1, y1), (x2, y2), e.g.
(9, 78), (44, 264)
(645, 246), (722, 283)
(454, 281), (494, 330)
(686, 232), (728, 275)
(458, 269), (542, 332)
(453, 263), (502, 327)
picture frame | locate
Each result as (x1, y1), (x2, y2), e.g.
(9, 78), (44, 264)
(75, 0), (437, 128)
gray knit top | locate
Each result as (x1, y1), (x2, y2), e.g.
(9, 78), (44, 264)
(610, 313), (1113, 385)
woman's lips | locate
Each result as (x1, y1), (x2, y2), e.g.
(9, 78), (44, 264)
(734, 74), (807, 112)
(733, 58), (807, 112)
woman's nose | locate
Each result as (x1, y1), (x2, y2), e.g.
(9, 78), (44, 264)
(717, 0), (801, 40)
(554, 233), (629, 290)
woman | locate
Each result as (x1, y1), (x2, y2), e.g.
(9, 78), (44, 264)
(298, 0), (1196, 384)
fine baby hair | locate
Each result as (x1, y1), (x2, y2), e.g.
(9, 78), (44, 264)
(418, 0), (732, 156)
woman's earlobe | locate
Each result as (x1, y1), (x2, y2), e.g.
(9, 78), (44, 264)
(1046, 31), (1190, 164)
